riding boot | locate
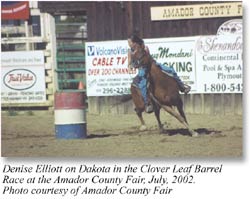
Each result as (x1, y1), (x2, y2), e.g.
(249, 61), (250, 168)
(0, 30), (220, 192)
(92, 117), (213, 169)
(145, 96), (154, 113)
(180, 84), (191, 94)
(145, 103), (154, 113)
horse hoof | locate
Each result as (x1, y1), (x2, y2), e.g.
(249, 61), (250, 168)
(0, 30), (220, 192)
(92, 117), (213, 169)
(159, 128), (166, 134)
(191, 131), (199, 137)
(162, 124), (168, 130)
(139, 125), (147, 131)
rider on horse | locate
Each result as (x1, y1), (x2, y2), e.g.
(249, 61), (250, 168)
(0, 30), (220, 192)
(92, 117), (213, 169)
(127, 34), (191, 113)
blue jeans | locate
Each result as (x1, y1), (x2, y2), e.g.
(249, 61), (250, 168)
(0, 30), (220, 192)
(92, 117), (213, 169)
(132, 67), (148, 105)
(157, 63), (184, 88)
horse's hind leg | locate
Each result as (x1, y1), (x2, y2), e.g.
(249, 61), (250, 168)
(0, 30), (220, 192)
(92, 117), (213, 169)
(162, 105), (197, 136)
(176, 103), (198, 136)
(176, 99), (188, 124)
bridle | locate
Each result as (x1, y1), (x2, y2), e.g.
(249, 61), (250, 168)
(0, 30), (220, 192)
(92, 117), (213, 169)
(137, 50), (146, 63)
(134, 49), (148, 67)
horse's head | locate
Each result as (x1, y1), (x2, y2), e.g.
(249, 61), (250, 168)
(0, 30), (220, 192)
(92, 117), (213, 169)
(131, 45), (152, 69)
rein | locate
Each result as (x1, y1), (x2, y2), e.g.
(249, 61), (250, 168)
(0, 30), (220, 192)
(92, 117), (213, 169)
(137, 50), (146, 64)
(136, 50), (152, 70)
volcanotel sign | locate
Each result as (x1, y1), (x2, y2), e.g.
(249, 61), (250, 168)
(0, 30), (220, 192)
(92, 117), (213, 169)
(86, 40), (134, 96)
(150, 2), (242, 21)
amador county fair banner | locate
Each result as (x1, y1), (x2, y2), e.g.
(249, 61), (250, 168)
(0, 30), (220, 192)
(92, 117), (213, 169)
(85, 35), (242, 96)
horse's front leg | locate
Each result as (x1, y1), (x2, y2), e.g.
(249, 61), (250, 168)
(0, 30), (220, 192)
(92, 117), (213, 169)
(135, 109), (147, 131)
(131, 85), (148, 131)
(150, 94), (168, 133)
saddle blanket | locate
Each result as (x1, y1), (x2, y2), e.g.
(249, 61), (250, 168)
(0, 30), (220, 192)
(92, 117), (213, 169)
(157, 63), (176, 78)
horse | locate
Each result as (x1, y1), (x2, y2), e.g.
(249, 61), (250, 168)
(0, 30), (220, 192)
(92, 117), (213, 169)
(130, 45), (197, 136)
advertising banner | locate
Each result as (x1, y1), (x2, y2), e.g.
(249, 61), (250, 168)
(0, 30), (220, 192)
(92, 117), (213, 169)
(195, 35), (243, 93)
(150, 2), (242, 21)
(86, 40), (136, 96)
(1, 1), (30, 20)
(85, 35), (242, 96)
(85, 38), (196, 96)
(1, 51), (46, 103)
(146, 37), (196, 91)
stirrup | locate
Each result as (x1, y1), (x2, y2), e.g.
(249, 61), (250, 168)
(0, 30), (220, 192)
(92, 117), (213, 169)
(145, 104), (154, 113)
(183, 85), (191, 94)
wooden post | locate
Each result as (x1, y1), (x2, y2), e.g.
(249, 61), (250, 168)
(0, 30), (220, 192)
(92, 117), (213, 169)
(44, 13), (58, 110)
(210, 94), (215, 115)
(127, 1), (133, 35)
(190, 94), (194, 114)
(231, 93), (236, 115)
(221, 93), (225, 115)
(201, 93), (205, 114)
(25, 21), (30, 50)
(40, 13), (45, 39)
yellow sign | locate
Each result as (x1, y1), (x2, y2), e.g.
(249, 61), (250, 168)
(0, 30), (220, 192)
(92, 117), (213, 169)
(150, 2), (242, 21)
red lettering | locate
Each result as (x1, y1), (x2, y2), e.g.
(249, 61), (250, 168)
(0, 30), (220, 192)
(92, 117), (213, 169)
(88, 69), (100, 75)
(92, 57), (114, 66)
(117, 57), (121, 64)
(122, 57), (127, 65)
(97, 58), (102, 66)
(92, 57), (98, 66)
(8, 74), (33, 83)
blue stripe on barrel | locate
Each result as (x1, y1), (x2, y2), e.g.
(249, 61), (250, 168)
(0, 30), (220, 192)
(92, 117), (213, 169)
(54, 92), (87, 139)
(55, 123), (87, 139)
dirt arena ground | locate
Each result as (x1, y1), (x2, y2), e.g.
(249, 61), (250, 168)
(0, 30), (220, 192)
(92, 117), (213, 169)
(1, 112), (242, 157)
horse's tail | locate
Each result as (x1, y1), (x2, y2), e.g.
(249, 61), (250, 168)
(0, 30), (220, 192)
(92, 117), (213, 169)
(110, 94), (132, 108)
(120, 94), (133, 103)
